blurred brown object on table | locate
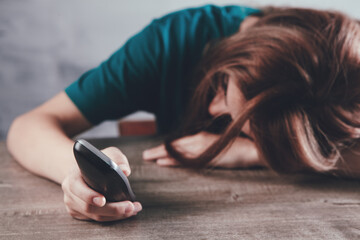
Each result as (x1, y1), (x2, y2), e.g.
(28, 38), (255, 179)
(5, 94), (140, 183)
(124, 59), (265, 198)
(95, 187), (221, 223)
(118, 120), (157, 136)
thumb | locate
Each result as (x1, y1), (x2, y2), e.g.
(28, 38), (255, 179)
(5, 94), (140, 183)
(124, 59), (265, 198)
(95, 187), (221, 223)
(101, 147), (131, 176)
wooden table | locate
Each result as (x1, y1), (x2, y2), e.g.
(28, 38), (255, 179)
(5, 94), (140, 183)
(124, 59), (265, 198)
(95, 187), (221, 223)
(1, 137), (359, 239)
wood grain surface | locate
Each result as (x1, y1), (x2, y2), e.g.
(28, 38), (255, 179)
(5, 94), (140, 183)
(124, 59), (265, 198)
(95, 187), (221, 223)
(0, 137), (359, 240)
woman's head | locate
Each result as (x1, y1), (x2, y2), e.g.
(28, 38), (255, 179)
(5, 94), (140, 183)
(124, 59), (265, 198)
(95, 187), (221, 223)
(168, 7), (360, 174)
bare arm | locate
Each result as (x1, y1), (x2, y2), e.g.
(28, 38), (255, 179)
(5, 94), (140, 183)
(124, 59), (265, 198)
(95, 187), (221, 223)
(7, 92), (143, 221)
(7, 91), (92, 184)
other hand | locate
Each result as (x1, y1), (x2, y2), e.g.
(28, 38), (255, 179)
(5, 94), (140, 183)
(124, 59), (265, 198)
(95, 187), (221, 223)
(142, 132), (265, 168)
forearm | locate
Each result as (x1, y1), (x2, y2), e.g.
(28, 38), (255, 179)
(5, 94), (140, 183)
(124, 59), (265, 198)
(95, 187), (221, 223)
(7, 113), (76, 184)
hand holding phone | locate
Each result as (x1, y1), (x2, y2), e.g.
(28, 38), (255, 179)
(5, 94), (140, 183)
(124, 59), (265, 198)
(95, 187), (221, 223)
(73, 139), (136, 202)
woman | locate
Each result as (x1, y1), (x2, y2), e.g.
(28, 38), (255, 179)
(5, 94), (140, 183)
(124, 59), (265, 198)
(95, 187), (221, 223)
(7, 5), (360, 222)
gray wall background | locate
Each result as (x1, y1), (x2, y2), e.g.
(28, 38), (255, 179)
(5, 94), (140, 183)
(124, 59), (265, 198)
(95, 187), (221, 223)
(1, 0), (360, 140)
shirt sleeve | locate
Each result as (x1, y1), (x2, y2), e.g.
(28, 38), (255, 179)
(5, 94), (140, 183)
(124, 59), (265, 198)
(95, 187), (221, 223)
(65, 20), (163, 125)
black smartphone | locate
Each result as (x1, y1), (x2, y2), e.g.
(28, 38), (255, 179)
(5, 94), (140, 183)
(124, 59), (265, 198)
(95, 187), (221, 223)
(73, 139), (136, 202)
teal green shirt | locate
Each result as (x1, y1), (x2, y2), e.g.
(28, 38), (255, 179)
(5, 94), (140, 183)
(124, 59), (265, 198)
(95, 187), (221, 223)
(65, 5), (260, 133)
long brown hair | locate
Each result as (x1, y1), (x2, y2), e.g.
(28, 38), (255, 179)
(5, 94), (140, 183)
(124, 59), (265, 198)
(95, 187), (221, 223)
(165, 7), (360, 174)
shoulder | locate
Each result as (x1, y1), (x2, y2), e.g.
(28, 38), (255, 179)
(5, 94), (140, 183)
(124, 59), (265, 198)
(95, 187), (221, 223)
(149, 5), (261, 37)
(154, 5), (260, 23)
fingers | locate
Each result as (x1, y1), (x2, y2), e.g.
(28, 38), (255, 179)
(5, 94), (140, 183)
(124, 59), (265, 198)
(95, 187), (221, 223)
(101, 147), (131, 176)
(65, 206), (90, 221)
(143, 144), (168, 161)
(65, 200), (142, 222)
(62, 168), (106, 206)
(62, 167), (142, 222)
(68, 190), (142, 219)
(143, 145), (181, 167)
(156, 157), (181, 167)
